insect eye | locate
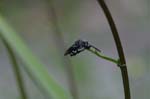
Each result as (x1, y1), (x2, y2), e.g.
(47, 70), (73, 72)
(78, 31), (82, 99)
(83, 41), (91, 49)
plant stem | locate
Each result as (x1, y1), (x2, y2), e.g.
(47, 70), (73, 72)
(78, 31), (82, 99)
(23, 65), (51, 99)
(96, 0), (131, 99)
(1, 37), (28, 99)
(87, 48), (118, 64)
(46, 0), (79, 99)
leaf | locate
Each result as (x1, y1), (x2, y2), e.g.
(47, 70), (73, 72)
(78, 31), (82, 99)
(0, 15), (72, 99)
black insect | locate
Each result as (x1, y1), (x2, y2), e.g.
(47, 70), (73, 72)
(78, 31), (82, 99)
(64, 40), (91, 56)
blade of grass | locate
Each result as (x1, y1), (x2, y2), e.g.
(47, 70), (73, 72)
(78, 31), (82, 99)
(3, 32), (52, 99)
(0, 15), (72, 99)
(22, 63), (51, 99)
(1, 36), (28, 99)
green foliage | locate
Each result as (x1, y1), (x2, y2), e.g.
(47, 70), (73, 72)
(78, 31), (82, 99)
(0, 15), (72, 99)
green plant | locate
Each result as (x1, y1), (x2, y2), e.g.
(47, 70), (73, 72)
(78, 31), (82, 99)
(1, 35), (28, 99)
(65, 0), (131, 99)
(0, 15), (72, 99)
(97, 0), (131, 99)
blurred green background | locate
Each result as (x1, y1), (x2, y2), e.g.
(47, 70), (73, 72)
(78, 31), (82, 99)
(0, 0), (149, 99)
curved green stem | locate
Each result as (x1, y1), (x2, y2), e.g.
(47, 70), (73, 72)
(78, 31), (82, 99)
(1, 36), (28, 99)
(97, 0), (131, 99)
(87, 48), (118, 64)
